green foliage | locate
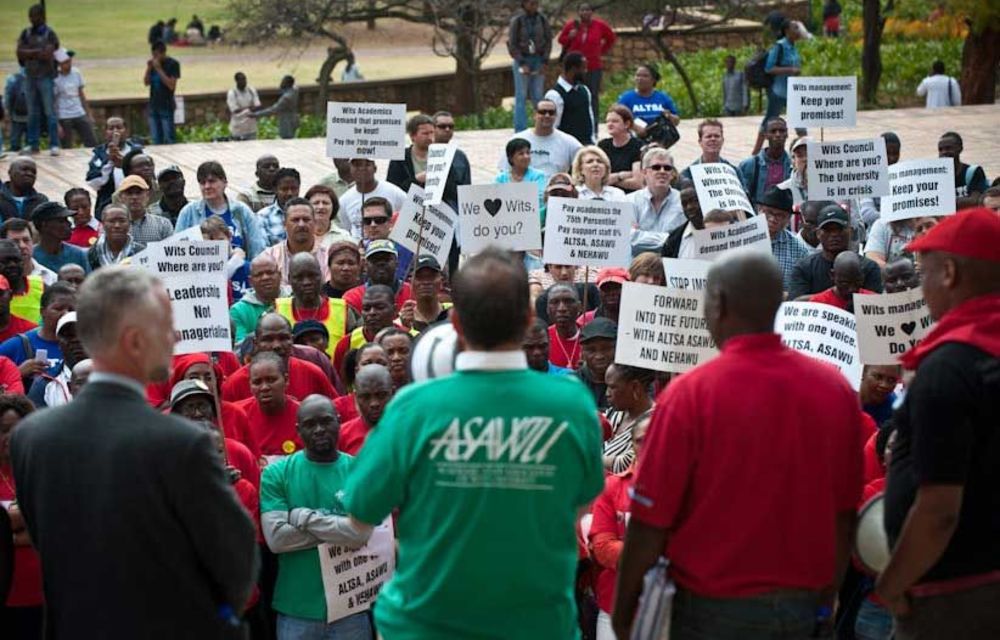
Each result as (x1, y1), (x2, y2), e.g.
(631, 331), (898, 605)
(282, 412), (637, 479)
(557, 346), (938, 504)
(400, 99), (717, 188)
(176, 114), (327, 142)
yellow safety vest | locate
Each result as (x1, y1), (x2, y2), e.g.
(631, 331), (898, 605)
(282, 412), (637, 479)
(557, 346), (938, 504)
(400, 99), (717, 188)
(274, 297), (348, 358)
(11, 275), (44, 324)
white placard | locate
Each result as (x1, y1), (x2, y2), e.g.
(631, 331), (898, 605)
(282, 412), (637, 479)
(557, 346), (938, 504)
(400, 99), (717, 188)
(775, 302), (862, 389)
(135, 240), (232, 354)
(173, 96), (185, 125)
(787, 76), (857, 128)
(389, 184), (457, 268)
(423, 143), (457, 206)
(615, 282), (717, 373)
(319, 518), (395, 623)
(169, 225), (204, 242)
(854, 288), (934, 365)
(661, 258), (710, 291)
(880, 158), (956, 222)
(542, 197), (632, 268)
(807, 138), (889, 201)
(325, 102), (406, 160)
(457, 182), (542, 253)
(689, 163), (753, 215)
(689, 215), (771, 261)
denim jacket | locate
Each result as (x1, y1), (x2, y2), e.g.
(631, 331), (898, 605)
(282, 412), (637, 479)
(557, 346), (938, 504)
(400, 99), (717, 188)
(175, 198), (267, 259)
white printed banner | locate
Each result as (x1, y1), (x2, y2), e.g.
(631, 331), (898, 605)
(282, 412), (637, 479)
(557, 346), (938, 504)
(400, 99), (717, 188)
(457, 182), (542, 253)
(615, 282), (717, 373)
(807, 138), (889, 201)
(389, 184), (457, 268)
(543, 197), (632, 268)
(854, 288), (934, 365)
(319, 518), (395, 623)
(661, 258), (711, 291)
(325, 102), (407, 160)
(775, 302), (862, 390)
(689, 215), (771, 261)
(423, 143), (457, 206)
(880, 158), (956, 222)
(689, 163), (753, 215)
(787, 76), (858, 128)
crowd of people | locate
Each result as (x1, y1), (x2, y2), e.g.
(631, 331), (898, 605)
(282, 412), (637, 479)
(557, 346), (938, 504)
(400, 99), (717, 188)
(0, 2), (997, 640)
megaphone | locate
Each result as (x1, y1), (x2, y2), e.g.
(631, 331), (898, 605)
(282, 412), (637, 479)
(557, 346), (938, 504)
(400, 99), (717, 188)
(855, 493), (891, 573)
(409, 321), (462, 383)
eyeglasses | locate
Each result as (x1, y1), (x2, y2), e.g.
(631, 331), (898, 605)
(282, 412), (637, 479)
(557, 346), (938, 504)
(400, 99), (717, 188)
(536, 109), (557, 116)
(647, 164), (674, 172)
(363, 216), (389, 226)
(435, 123), (454, 130)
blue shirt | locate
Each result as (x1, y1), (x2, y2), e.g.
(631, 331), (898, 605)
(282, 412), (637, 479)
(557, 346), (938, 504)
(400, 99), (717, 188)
(0, 328), (63, 374)
(547, 362), (573, 375)
(764, 38), (801, 98)
(864, 392), (897, 429)
(257, 202), (287, 247)
(231, 260), (251, 302)
(616, 89), (679, 122)
(33, 243), (90, 274)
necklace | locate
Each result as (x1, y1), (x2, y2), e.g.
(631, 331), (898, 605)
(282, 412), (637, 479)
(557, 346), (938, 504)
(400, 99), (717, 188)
(554, 328), (580, 367)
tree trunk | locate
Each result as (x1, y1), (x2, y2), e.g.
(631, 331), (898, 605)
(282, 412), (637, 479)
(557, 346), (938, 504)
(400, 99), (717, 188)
(960, 24), (999, 104)
(451, 6), (480, 118)
(660, 38), (700, 115)
(316, 46), (350, 116)
(861, 0), (884, 104)
(367, 0), (376, 30)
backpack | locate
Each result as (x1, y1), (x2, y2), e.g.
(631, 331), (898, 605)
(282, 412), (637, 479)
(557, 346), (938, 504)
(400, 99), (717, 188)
(642, 114), (680, 150)
(746, 43), (782, 90)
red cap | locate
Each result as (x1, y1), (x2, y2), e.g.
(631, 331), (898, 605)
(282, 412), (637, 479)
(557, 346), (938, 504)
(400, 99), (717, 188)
(0, 275), (9, 292)
(904, 207), (1000, 262)
(597, 267), (629, 288)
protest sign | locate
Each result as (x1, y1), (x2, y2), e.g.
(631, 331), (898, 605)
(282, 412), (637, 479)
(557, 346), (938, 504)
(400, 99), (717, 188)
(615, 282), (717, 373)
(136, 240), (232, 354)
(775, 302), (862, 389)
(325, 102), (406, 160)
(689, 163), (753, 215)
(854, 288), (934, 365)
(457, 182), (541, 253)
(542, 197), (632, 268)
(423, 143), (457, 206)
(319, 518), (395, 623)
(880, 158), (956, 222)
(661, 258), (711, 291)
(807, 138), (889, 201)
(169, 225), (204, 242)
(689, 215), (770, 261)
(787, 76), (857, 128)
(389, 184), (457, 268)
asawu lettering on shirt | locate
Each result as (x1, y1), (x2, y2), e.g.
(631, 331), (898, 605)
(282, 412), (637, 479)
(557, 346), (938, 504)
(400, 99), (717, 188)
(429, 416), (568, 464)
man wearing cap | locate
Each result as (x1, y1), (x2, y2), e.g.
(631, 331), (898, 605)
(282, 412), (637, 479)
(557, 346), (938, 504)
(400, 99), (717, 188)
(274, 253), (358, 358)
(292, 320), (330, 358)
(0, 273), (37, 344)
(30, 202), (90, 274)
(27, 310), (87, 408)
(359, 197), (414, 282)
(148, 165), (188, 224)
(876, 208), (1000, 638)
(116, 175), (173, 244)
(579, 267), (626, 327)
(0, 157), (49, 222)
(760, 186), (810, 294)
(576, 317), (616, 409)
(85, 116), (144, 216)
(231, 254), (289, 344)
(338, 363), (394, 455)
(547, 283), (582, 370)
(627, 148), (684, 255)
(788, 205), (882, 300)
(261, 198), (329, 286)
(342, 240), (413, 315)
(338, 159), (407, 239)
(402, 255), (451, 333)
(523, 318), (573, 375)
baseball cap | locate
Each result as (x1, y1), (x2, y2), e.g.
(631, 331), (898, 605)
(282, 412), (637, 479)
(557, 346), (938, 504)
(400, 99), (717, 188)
(756, 186), (794, 212)
(580, 317), (618, 343)
(292, 319), (329, 341)
(545, 173), (577, 196)
(817, 204), (849, 228)
(30, 201), (75, 224)
(0, 275), (9, 292)
(157, 165), (184, 180)
(115, 174), (149, 194)
(905, 207), (1000, 262)
(415, 255), (442, 273)
(56, 311), (77, 336)
(54, 48), (72, 63)
(596, 267), (629, 289)
(169, 379), (214, 409)
(365, 239), (398, 259)
(790, 136), (813, 153)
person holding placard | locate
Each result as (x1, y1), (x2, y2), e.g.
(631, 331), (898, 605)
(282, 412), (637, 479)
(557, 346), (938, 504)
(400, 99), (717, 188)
(261, 394), (374, 640)
(338, 160), (407, 239)
(877, 208), (1000, 638)
(387, 114), (435, 193)
(858, 132), (901, 228)
(573, 146), (626, 201)
(680, 119), (737, 182)
(760, 187), (811, 293)
(403, 255), (451, 333)
(738, 117), (791, 204)
(789, 205), (882, 300)
(627, 148), (684, 255)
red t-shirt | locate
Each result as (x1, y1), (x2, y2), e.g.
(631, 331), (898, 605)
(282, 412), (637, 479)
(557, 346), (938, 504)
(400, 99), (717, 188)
(237, 396), (303, 458)
(556, 17), (616, 70)
(1, 467), (43, 607)
(0, 316), (38, 345)
(225, 437), (261, 491)
(589, 471), (631, 614)
(809, 287), (876, 310)
(548, 325), (581, 370)
(338, 416), (372, 455)
(68, 225), (100, 249)
(222, 358), (336, 404)
(631, 333), (864, 597)
(221, 400), (258, 458)
(0, 356), (24, 395)
(342, 282), (412, 314)
(335, 393), (358, 423)
(862, 429), (883, 485)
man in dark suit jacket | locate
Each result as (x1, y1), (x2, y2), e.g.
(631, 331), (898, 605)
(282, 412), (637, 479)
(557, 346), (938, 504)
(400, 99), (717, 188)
(11, 266), (257, 639)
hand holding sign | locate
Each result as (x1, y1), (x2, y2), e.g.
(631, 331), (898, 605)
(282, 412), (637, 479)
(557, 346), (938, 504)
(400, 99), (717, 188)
(389, 184), (457, 268)
(457, 183), (541, 254)
(543, 197), (633, 268)
(689, 164), (753, 216)
(424, 143), (457, 206)
(326, 102), (407, 160)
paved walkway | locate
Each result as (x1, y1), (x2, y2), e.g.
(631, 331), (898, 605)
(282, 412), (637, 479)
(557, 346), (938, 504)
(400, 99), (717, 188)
(7, 104), (999, 201)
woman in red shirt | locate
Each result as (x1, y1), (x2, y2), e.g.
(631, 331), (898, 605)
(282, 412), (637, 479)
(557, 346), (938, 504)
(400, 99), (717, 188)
(588, 417), (650, 640)
(237, 352), (302, 461)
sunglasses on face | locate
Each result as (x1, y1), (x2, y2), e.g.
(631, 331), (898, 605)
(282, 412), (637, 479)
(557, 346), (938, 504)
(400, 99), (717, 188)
(435, 123), (455, 130)
(647, 164), (674, 172)
(363, 216), (390, 226)
(536, 109), (557, 116)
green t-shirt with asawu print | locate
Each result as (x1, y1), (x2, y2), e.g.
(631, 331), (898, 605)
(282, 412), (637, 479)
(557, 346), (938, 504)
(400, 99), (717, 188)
(343, 365), (605, 640)
(260, 450), (354, 621)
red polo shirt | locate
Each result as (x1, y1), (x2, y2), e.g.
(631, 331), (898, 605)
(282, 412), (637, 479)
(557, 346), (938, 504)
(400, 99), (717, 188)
(335, 393), (358, 423)
(0, 316), (38, 345)
(237, 396), (303, 458)
(338, 416), (372, 455)
(222, 357), (337, 403)
(548, 325), (581, 370)
(589, 470), (632, 614)
(342, 282), (412, 314)
(631, 332), (864, 597)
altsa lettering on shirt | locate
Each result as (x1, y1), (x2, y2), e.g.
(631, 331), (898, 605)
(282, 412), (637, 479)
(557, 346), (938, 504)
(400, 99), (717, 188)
(429, 416), (568, 464)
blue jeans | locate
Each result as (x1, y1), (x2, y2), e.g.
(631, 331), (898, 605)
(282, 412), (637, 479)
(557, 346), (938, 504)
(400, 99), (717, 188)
(276, 612), (372, 640)
(760, 86), (787, 132)
(671, 588), (824, 639)
(7, 121), (26, 152)
(855, 598), (894, 640)
(512, 55), (545, 132)
(149, 107), (176, 144)
(26, 76), (59, 150)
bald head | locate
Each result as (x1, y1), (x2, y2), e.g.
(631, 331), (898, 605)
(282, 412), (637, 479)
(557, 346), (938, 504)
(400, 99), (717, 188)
(289, 253), (321, 277)
(705, 250), (784, 344)
(832, 251), (862, 279)
(355, 363), (394, 426)
(355, 363), (393, 390)
(297, 394), (337, 422)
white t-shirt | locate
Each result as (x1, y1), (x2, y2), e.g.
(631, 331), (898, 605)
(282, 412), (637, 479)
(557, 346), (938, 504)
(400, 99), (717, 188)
(499, 129), (583, 179)
(54, 69), (86, 119)
(338, 180), (408, 239)
(916, 75), (961, 108)
(227, 86), (261, 137)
